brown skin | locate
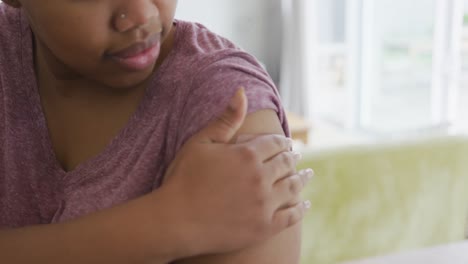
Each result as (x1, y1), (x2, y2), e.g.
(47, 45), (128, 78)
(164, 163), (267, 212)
(22, 0), (177, 88)
(16, 0), (177, 171)
(174, 110), (303, 264)
(2, 0), (306, 263)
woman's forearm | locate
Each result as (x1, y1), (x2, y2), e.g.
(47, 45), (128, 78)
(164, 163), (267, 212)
(0, 190), (190, 264)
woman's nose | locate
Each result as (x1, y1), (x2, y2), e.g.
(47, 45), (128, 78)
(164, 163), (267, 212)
(114, 0), (160, 33)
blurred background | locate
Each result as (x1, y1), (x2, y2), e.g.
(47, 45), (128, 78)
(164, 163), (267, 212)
(177, 0), (468, 149)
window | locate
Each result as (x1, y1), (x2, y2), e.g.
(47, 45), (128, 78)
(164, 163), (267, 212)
(308, 0), (466, 137)
(459, 1), (468, 130)
(313, 0), (350, 128)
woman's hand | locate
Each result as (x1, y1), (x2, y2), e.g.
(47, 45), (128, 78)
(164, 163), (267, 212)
(158, 89), (312, 257)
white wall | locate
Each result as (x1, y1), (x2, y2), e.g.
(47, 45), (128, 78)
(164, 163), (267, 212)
(175, 0), (283, 83)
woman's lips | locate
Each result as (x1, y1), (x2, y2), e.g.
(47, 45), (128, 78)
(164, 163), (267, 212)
(108, 35), (161, 71)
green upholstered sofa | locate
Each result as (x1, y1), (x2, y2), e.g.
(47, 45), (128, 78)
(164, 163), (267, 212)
(297, 136), (468, 264)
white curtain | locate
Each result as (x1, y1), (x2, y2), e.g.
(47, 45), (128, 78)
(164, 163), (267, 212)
(279, 0), (318, 117)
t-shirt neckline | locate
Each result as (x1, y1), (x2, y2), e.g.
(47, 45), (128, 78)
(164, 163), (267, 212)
(19, 11), (183, 184)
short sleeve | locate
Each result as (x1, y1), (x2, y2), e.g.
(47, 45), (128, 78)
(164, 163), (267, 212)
(175, 51), (290, 150)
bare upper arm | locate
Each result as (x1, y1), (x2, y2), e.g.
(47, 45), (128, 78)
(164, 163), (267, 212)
(173, 110), (302, 264)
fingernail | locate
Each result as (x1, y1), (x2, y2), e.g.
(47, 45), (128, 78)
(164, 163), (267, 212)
(300, 169), (314, 181)
(292, 151), (302, 161)
(303, 200), (312, 210)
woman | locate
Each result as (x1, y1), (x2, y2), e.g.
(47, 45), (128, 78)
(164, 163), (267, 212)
(0, 0), (313, 263)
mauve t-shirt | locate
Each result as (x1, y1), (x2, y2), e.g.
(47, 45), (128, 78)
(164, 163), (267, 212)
(0, 4), (289, 227)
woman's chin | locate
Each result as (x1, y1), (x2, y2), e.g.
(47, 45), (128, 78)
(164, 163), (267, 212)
(101, 67), (155, 90)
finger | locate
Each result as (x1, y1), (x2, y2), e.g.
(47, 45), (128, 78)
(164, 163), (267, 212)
(271, 200), (311, 233)
(274, 169), (314, 195)
(263, 151), (302, 183)
(274, 169), (314, 203)
(236, 134), (259, 144)
(296, 168), (314, 186)
(192, 87), (248, 144)
(238, 134), (293, 163)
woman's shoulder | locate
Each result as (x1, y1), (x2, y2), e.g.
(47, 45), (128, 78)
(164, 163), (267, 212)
(160, 21), (285, 152)
(169, 20), (268, 83)
(172, 20), (256, 69)
(174, 20), (238, 54)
